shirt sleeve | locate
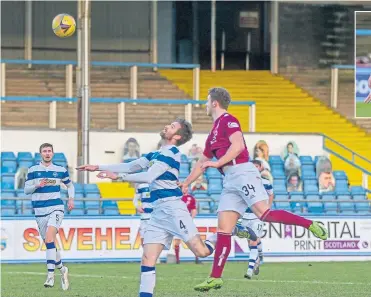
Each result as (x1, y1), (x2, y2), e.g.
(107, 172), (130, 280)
(62, 169), (72, 185)
(119, 156), (170, 184)
(223, 115), (242, 138)
(99, 157), (150, 173)
(203, 138), (213, 158)
(24, 168), (36, 195)
(189, 196), (197, 210)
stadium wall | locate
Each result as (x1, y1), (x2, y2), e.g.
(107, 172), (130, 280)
(1, 130), (325, 182)
(2, 216), (371, 263)
(1, 1), (175, 63)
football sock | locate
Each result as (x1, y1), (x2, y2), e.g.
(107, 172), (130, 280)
(174, 245), (180, 264)
(261, 209), (312, 229)
(139, 266), (156, 297)
(46, 242), (56, 273)
(210, 232), (231, 278)
(257, 241), (263, 261)
(55, 248), (63, 269)
(248, 245), (258, 274)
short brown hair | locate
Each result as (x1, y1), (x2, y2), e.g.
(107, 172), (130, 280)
(39, 143), (54, 153)
(208, 87), (231, 110)
(175, 118), (193, 146)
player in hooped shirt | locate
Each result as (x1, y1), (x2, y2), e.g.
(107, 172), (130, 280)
(181, 87), (328, 291)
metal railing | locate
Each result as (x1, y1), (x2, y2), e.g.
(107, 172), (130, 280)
(0, 59), (201, 118)
(0, 97), (256, 132)
(1, 197), (218, 216)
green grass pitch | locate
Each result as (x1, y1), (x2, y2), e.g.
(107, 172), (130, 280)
(2, 262), (371, 297)
(356, 102), (371, 118)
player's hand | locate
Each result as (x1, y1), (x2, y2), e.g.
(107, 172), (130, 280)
(36, 178), (48, 188)
(137, 207), (144, 213)
(76, 165), (99, 172)
(67, 198), (74, 211)
(177, 181), (189, 195)
(201, 160), (221, 169)
(96, 170), (119, 180)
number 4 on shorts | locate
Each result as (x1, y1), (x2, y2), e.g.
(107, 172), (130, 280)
(180, 220), (186, 229)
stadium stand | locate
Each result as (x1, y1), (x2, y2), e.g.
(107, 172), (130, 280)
(1, 151), (370, 216)
(2, 66), (203, 131)
(159, 70), (371, 186)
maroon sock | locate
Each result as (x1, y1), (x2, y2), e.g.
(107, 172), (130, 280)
(210, 232), (231, 278)
(175, 245), (180, 263)
(261, 209), (312, 229)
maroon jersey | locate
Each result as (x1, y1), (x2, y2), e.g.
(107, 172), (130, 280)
(182, 194), (197, 213)
(204, 113), (249, 173)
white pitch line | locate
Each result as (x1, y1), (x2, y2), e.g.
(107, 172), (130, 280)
(5, 272), (370, 286)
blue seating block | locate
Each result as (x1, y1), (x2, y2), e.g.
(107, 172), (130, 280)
(333, 171), (347, 180)
(299, 156), (313, 165)
(86, 209), (100, 215)
(69, 209), (85, 216)
(1, 152), (16, 161)
(355, 202), (370, 213)
(324, 202), (338, 213)
(339, 202), (355, 212)
(17, 152), (33, 161)
(18, 160), (34, 168)
(351, 186), (366, 195)
(104, 209), (119, 215)
(269, 155), (283, 165)
(84, 184), (100, 194)
(73, 183), (84, 194)
(1, 208), (16, 216)
(307, 202), (323, 214)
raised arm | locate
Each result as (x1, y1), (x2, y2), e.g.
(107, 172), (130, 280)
(118, 160), (169, 184)
(77, 156), (150, 173)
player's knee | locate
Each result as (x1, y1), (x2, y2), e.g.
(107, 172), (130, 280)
(249, 240), (258, 246)
(45, 237), (54, 244)
(142, 251), (157, 266)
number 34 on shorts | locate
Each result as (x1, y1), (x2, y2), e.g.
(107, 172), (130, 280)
(241, 183), (256, 198)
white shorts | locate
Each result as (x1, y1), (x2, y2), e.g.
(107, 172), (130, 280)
(139, 219), (150, 238)
(218, 163), (269, 216)
(35, 210), (64, 240)
(240, 218), (264, 238)
(143, 199), (198, 249)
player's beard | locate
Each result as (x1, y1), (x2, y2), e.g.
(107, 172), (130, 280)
(160, 130), (166, 139)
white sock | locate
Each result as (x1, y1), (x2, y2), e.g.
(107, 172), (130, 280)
(140, 266), (156, 297)
(248, 245), (259, 272)
(257, 241), (263, 259)
(46, 242), (56, 273)
(204, 233), (217, 254)
(55, 249), (64, 270)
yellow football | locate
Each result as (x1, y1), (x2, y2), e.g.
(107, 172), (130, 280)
(52, 14), (76, 38)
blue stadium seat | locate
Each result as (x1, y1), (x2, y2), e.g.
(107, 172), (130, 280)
(210, 194), (220, 201)
(193, 190), (209, 199)
(303, 179), (318, 186)
(339, 202), (355, 213)
(302, 170), (316, 180)
(17, 152), (33, 161)
(273, 184), (287, 194)
(73, 200), (85, 209)
(325, 210), (338, 215)
(85, 200), (100, 208)
(335, 189), (351, 196)
(179, 170), (189, 179)
(353, 194), (367, 201)
(341, 210), (357, 215)
(18, 160), (34, 168)
(1, 166), (16, 174)
(306, 194), (320, 201)
(2, 160), (17, 170)
(335, 180), (348, 188)
(1, 152), (16, 161)
(290, 192), (306, 208)
(274, 201), (291, 211)
(1, 208), (16, 216)
(351, 186), (366, 195)
(291, 202), (302, 213)
(292, 207), (305, 214)
(1, 190), (16, 198)
(273, 180), (286, 187)
(102, 200), (117, 210)
(19, 208), (34, 215)
(73, 183), (84, 194)
(275, 194), (289, 201)
(307, 202), (323, 214)
(53, 153), (67, 162)
(180, 163), (190, 172)
(302, 164), (315, 172)
(272, 169), (285, 179)
(269, 156), (283, 165)
(324, 202), (338, 213)
(299, 156), (313, 165)
(355, 201), (370, 213)
(104, 209), (119, 215)
(54, 161), (67, 168)
(1, 199), (16, 207)
(85, 193), (101, 199)
(333, 171), (347, 180)
(206, 168), (221, 178)
(304, 184), (319, 194)
(84, 184), (100, 194)
(321, 192), (336, 200)
(337, 194), (352, 201)
(68, 209), (85, 216)
(271, 164), (284, 171)
(86, 209), (100, 215)
(75, 193), (85, 199)
(208, 183), (222, 195)
(313, 156), (320, 165)
(1, 182), (15, 190)
(34, 153), (42, 163)
(180, 154), (189, 163)
(60, 192), (68, 199)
